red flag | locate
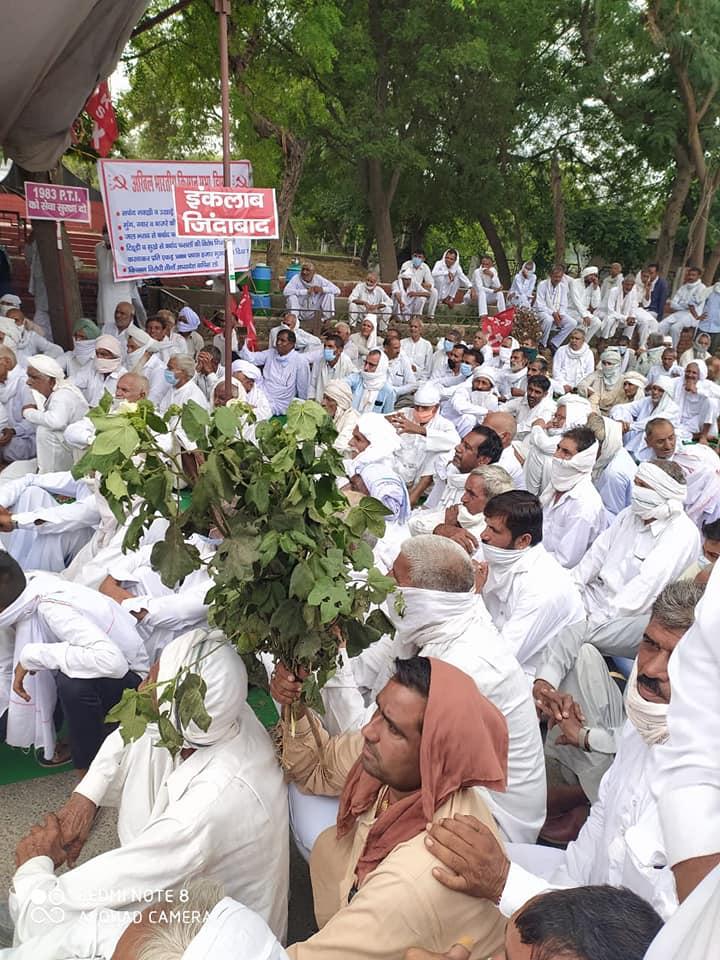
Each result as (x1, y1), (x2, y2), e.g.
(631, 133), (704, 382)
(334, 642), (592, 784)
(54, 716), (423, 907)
(482, 306), (516, 353)
(85, 82), (118, 158)
(232, 284), (257, 350)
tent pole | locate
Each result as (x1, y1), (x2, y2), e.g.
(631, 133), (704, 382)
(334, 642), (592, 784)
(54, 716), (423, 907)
(215, 0), (234, 396)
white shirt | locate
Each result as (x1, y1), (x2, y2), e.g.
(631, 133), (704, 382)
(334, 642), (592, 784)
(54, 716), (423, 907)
(567, 278), (601, 321)
(399, 259), (434, 288)
(482, 543), (585, 675)
(158, 376), (209, 415)
(508, 270), (536, 307)
(386, 352), (417, 396)
(552, 344), (594, 387)
(23, 385), (89, 434)
(502, 394), (557, 438)
(306, 350), (356, 403)
(535, 278), (569, 315)
(269, 324), (322, 353)
(283, 272), (340, 301)
(73, 365), (127, 408)
(542, 477), (607, 568)
(348, 282), (392, 315)
(400, 336), (434, 380)
(501, 723), (678, 921)
(392, 411), (460, 488)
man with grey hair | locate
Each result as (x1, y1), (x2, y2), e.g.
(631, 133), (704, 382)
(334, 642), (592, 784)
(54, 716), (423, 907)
(283, 261), (340, 324)
(269, 310), (322, 354)
(273, 533), (546, 853)
(158, 353), (209, 414)
(425, 579), (705, 924)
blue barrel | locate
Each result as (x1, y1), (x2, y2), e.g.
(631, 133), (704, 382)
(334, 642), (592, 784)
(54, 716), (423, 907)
(285, 261), (301, 286)
(251, 292), (271, 316)
(251, 263), (272, 294)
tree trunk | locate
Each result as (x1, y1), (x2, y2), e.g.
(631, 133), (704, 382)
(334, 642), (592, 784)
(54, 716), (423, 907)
(366, 157), (398, 281)
(684, 168), (720, 273)
(703, 236), (720, 285)
(477, 210), (511, 289)
(359, 232), (373, 269)
(550, 153), (566, 266)
(654, 145), (694, 276)
(511, 208), (524, 269)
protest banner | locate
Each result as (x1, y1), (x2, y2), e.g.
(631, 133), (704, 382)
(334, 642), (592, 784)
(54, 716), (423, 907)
(98, 159), (253, 281)
(24, 182), (90, 223)
(173, 186), (278, 239)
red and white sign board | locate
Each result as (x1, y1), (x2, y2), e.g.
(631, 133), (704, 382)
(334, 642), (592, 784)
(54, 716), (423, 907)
(25, 182), (91, 223)
(172, 186), (278, 239)
(98, 159), (253, 281)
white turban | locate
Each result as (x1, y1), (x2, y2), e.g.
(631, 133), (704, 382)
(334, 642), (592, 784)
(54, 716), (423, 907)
(556, 394), (592, 429)
(95, 334), (122, 358)
(581, 266), (599, 278)
(685, 358), (708, 380)
(158, 629), (249, 748)
(232, 359), (262, 381)
(636, 461), (687, 504)
(351, 412), (398, 472)
(0, 294), (21, 312)
(472, 365), (497, 386)
(655, 375), (675, 394)
(27, 354), (64, 384)
(414, 382), (441, 405)
(323, 380), (353, 414)
(541, 438), (599, 503)
(178, 306), (201, 332)
(182, 897), (287, 960)
(623, 370), (647, 389)
(0, 317), (20, 346)
(356, 460), (411, 525)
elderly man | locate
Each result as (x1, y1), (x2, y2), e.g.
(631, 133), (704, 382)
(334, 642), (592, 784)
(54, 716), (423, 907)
(599, 260), (624, 304)
(658, 265), (708, 347)
(535, 265), (574, 349)
(0, 344), (36, 468)
(238, 328), (310, 415)
(408, 463), (513, 547)
(347, 349), (396, 413)
(412, 425), (503, 512)
(468, 254), (506, 316)
(348, 272), (393, 329)
(478, 491), (585, 675)
(552, 328), (594, 392)
(611, 375), (680, 458)
(157, 352), (209, 414)
(567, 266), (602, 343)
(586, 413), (637, 518)
(269, 311), (322, 354)
(4, 308), (64, 367)
(400, 318), (434, 381)
(101, 299), (136, 347)
(673, 360), (713, 441)
(507, 260), (537, 308)
(496, 348), (529, 402)
(307, 333), (356, 402)
(383, 333), (417, 402)
(274, 654), (508, 957)
(446, 366), (500, 437)
(9, 629), (289, 946)
(502, 375), (557, 442)
(482, 411), (525, 489)
(398, 248), (439, 318)
(230, 359), (273, 423)
(602, 274), (656, 348)
(522, 396), (593, 497)
(73, 334), (126, 407)
(646, 346), (683, 386)
(195, 344), (224, 402)
(388, 383), (460, 496)
(21, 356), (89, 472)
(283, 261), (340, 323)
(0, 553), (148, 770)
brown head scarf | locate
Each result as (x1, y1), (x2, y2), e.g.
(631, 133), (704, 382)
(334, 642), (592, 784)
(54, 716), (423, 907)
(336, 657), (508, 886)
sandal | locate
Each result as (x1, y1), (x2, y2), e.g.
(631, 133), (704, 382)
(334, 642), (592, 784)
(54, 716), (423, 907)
(36, 742), (72, 767)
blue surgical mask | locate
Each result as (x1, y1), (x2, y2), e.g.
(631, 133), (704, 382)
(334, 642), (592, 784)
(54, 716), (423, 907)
(276, 354), (289, 365)
(323, 347), (336, 362)
(460, 362), (473, 378)
(618, 346), (628, 355)
(164, 369), (178, 386)
(698, 553), (713, 569)
(443, 338), (454, 353)
(412, 256), (422, 268)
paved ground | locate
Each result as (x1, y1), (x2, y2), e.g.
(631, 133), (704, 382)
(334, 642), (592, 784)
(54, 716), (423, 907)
(0, 770), (317, 948)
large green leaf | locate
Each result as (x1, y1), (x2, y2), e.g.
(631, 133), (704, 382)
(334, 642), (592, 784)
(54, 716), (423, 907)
(176, 672), (212, 732)
(286, 398), (328, 441)
(214, 404), (242, 438)
(150, 524), (202, 586)
(180, 400), (211, 443)
(346, 496), (390, 538)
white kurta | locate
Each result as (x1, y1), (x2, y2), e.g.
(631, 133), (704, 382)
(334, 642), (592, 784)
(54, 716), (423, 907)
(347, 282), (393, 328)
(502, 394), (557, 439)
(391, 411), (460, 488)
(552, 344), (594, 388)
(22, 385), (89, 473)
(306, 351), (356, 403)
(95, 242), (146, 328)
(283, 273), (340, 321)
(400, 336), (434, 380)
(508, 270), (536, 307)
(541, 477), (607, 568)
(500, 723), (678, 921)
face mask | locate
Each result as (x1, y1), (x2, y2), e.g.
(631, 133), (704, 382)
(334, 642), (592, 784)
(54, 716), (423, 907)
(412, 256), (422, 268)
(546, 426), (563, 436)
(443, 339), (454, 353)
(618, 346), (628, 355)
(414, 407), (435, 425)
(460, 362), (473, 378)
(630, 485), (666, 521)
(164, 369), (178, 386)
(95, 357), (121, 375)
(366, 283), (376, 291)
(698, 553), (713, 569)
(550, 457), (583, 491)
(499, 347), (512, 363)
(323, 347), (336, 362)
(482, 542), (528, 566)
(73, 339), (97, 362)
(276, 354), (290, 365)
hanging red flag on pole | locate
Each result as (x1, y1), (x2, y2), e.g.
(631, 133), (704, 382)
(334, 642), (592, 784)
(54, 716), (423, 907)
(85, 82), (119, 158)
(232, 283), (257, 350)
(482, 306), (516, 353)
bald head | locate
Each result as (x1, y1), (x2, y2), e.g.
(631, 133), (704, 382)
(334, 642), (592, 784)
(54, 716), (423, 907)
(483, 412), (517, 447)
(115, 372), (148, 401)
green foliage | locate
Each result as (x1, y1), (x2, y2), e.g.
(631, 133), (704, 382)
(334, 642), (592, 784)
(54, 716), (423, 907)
(75, 396), (395, 750)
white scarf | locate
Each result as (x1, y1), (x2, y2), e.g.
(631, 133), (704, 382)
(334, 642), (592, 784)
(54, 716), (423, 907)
(358, 351), (389, 411)
(591, 417), (623, 480)
(630, 461), (687, 535)
(182, 897), (287, 960)
(540, 441), (599, 504)
(457, 503), (487, 534)
(387, 586), (479, 655)
(624, 660), (669, 745)
(482, 543), (532, 607)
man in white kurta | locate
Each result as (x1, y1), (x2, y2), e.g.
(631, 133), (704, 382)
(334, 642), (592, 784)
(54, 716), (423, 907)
(567, 266), (602, 343)
(269, 313), (323, 354)
(389, 383), (460, 490)
(72, 334), (126, 408)
(5, 309), (64, 368)
(400, 318), (434, 381)
(9, 630), (289, 946)
(22, 356), (89, 473)
(601, 275), (656, 347)
(398, 250), (439, 318)
(431, 248), (472, 307)
(95, 234), (145, 330)
(507, 261), (536, 308)
(552, 328), (595, 391)
(467, 256), (506, 316)
(611, 375), (680, 459)
(658, 266), (708, 347)
(384, 335), (417, 400)
(347, 273), (392, 329)
(502, 375), (557, 442)
(283, 261), (340, 323)
(534, 267), (575, 348)
(306, 333), (356, 403)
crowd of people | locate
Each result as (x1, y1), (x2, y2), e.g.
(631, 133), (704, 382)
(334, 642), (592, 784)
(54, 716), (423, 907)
(0, 248), (718, 960)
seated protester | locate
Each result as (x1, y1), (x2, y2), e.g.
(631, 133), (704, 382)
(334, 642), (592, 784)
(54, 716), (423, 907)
(348, 272), (393, 331)
(658, 264), (708, 347)
(231, 359), (273, 422)
(502, 375), (557, 443)
(388, 383), (460, 496)
(507, 259), (537, 308)
(391, 267), (418, 322)
(320, 381), (359, 456)
(467, 254), (506, 316)
(238, 328), (310, 415)
(63, 372), (150, 453)
(409, 464), (513, 552)
(634, 331), (665, 375)
(621, 367), (647, 401)
(10, 630), (289, 942)
(283, 259), (340, 323)
(430, 341), (467, 387)
(348, 316), (379, 370)
(586, 413), (637, 519)
(100, 299), (136, 347)
(0, 345), (36, 467)
(22, 356), (89, 473)
(615, 332), (636, 371)
(478, 491), (585, 675)
(344, 412), (398, 475)
(278, 656), (509, 957)
(679, 330), (712, 367)
(577, 346), (627, 415)
(482, 410), (526, 489)
(73, 334), (126, 407)
(123, 320), (172, 406)
(155, 308), (188, 355)
(640, 417), (720, 529)
(496, 348), (529, 402)
(398, 248), (440, 318)
(535, 266), (574, 349)
(157, 352), (209, 414)
(347, 348), (396, 414)
(5, 307), (64, 367)
(673, 359), (713, 441)
(601, 274), (657, 349)
(269, 311), (323, 354)
(431, 248), (471, 308)
(286, 539), (545, 847)
(526, 354), (564, 400)
(428, 329), (463, 376)
(384, 333), (417, 401)
(469, 328), (495, 366)
(521, 396), (593, 497)
(0, 553), (148, 770)
(611, 375), (680, 459)
(344, 459), (411, 528)
(400, 318), (434, 381)
(439, 347), (484, 406)
(446, 365), (500, 437)
(195, 344), (224, 402)
(307, 333), (356, 402)
(410, 425), (502, 512)
(176, 305), (205, 358)
(682, 518), (720, 581)
(540, 426), (605, 569)
(567, 266), (602, 343)
(552, 328), (594, 392)
(63, 317), (101, 380)
(646, 345), (683, 386)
